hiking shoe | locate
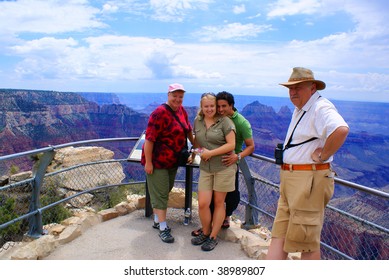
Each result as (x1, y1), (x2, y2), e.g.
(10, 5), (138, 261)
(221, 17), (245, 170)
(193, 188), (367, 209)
(191, 232), (209, 246)
(201, 237), (218, 251)
(159, 228), (174, 243)
(152, 222), (171, 232)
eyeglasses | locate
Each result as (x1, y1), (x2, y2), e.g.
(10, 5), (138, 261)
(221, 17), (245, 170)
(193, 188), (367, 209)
(201, 92), (216, 98)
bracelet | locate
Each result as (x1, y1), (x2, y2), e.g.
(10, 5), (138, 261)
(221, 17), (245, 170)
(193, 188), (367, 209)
(237, 153), (241, 163)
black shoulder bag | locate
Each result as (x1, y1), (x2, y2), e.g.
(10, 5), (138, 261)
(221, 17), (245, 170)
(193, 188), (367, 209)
(274, 111), (318, 165)
(162, 104), (190, 166)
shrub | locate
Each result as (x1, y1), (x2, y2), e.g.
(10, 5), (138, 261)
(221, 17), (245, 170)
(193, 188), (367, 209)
(9, 165), (19, 175)
(41, 180), (71, 225)
(0, 196), (22, 242)
(91, 183), (145, 211)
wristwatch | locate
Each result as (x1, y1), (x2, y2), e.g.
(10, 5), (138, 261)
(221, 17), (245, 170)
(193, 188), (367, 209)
(237, 153), (241, 163)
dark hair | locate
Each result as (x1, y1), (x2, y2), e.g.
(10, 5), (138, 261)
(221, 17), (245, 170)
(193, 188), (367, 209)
(216, 91), (236, 109)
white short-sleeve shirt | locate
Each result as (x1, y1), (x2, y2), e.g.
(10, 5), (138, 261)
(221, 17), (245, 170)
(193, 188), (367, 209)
(283, 92), (349, 164)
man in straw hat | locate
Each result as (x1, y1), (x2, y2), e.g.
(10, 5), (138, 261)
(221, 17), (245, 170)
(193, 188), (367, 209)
(266, 67), (349, 260)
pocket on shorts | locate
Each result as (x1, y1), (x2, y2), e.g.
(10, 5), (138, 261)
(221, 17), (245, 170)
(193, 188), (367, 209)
(287, 210), (321, 243)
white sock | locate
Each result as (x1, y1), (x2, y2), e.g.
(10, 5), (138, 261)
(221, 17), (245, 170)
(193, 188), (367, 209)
(159, 221), (167, 231)
(154, 214), (159, 223)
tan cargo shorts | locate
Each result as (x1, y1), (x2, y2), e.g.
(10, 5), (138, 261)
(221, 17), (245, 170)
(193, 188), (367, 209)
(271, 168), (335, 253)
(198, 164), (237, 192)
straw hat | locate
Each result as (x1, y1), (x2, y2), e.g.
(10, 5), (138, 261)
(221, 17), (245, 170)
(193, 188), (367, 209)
(280, 67), (326, 90)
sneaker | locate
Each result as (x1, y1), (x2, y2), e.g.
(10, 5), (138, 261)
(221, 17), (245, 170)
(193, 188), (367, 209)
(159, 228), (174, 243)
(152, 222), (171, 232)
(191, 232), (209, 246)
(201, 237), (218, 251)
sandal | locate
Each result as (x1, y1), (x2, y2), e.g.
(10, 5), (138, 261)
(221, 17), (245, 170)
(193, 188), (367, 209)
(191, 228), (203, 237)
(221, 219), (230, 229)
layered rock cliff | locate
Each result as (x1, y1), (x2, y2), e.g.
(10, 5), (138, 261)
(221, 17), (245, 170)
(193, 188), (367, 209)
(1, 89), (388, 191)
(0, 89), (147, 173)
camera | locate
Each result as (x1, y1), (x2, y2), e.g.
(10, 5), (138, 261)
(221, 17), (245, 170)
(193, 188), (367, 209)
(274, 143), (284, 165)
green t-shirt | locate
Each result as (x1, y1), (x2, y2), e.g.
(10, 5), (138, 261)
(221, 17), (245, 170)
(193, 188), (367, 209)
(230, 111), (253, 153)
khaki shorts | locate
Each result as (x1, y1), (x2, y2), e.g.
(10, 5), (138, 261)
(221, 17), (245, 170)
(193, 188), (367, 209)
(198, 164), (237, 192)
(146, 167), (177, 210)
(271, 169), (334, 253)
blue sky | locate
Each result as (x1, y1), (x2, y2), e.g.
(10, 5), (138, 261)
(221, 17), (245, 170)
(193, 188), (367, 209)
(0, 0), (388, 102)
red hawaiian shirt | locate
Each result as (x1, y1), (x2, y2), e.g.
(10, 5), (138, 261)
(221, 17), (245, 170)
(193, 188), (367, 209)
(141, 104), (192, 169)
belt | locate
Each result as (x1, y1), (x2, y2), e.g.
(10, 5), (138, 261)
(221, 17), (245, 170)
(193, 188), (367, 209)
(281, 163), (330, 171)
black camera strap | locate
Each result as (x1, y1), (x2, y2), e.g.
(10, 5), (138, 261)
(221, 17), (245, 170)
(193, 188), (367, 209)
(284, 111), (317, 150)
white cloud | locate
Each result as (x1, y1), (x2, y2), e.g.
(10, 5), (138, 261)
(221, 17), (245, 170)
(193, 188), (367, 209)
(150, 0), (212, 22)
(0, 0), (105, 35)
(342, 1), (389, 39)
(11, 37), (79, 54)
(267, 0), (389, 39)
(99, 0), (213, 22)
(145, 50), (221, 79)
(5, 30), (389, 102)
(267, 0), (322, 18)
(102, 3), (119, 14)
(233, 4), (246, 14)
(248, 13), (262, 19)
(9, 34), (221, 83)
(194, 23), (273, 41)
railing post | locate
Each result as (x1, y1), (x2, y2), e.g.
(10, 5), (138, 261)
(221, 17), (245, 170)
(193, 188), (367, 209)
(27, 149), (55, 238)
(239, 158), (259, 228)
(184, 165), (193, 224)
(145, 179), (153, 217)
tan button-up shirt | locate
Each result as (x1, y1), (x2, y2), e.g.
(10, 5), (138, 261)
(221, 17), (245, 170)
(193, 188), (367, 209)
(193, 115), (236, 173)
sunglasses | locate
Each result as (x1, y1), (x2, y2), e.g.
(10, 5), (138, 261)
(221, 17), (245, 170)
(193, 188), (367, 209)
(201, 92), (216, 98)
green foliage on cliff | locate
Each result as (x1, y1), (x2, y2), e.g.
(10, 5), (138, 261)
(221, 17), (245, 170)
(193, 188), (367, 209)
(0, 196), (21, 239)
(41, 181), (72, 225)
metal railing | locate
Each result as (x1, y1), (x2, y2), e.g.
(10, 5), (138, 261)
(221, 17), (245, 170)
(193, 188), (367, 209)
(239, 154), (389, 260)
(0, 137), (388, 260)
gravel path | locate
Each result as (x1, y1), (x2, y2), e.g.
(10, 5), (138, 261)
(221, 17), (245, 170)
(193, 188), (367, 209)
(43, 208), (252, 260)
